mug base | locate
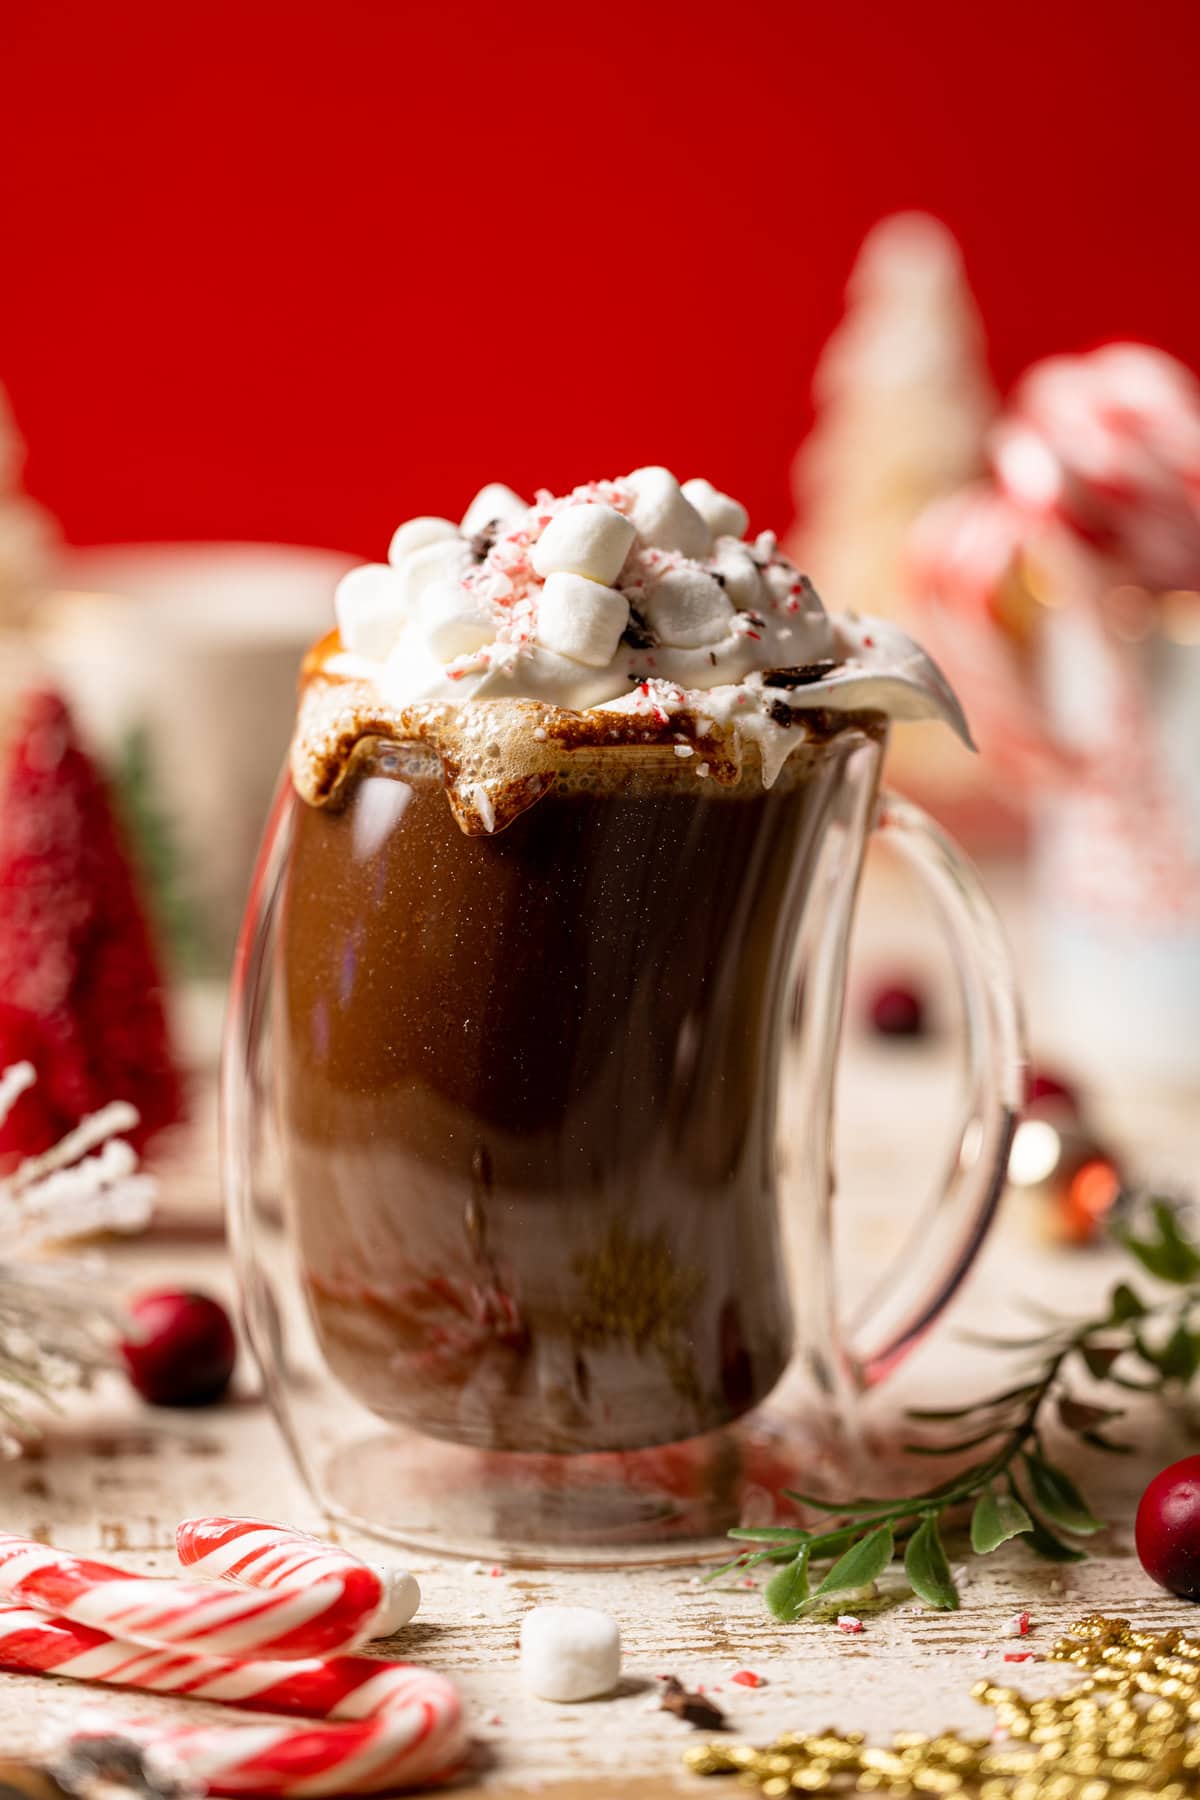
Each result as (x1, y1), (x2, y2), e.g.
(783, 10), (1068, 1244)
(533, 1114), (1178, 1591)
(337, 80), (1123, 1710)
(307, 1397), (859, 1568)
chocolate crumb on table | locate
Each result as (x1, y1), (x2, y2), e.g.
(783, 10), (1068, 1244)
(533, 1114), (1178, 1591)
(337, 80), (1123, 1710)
(659, 1676), (729, 1732)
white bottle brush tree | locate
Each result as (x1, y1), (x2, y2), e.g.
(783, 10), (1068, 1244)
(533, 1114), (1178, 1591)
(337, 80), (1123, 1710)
(787, 212), (997, 622)
(0, 1061), (154, 1449)
(0, 382), (56, 629)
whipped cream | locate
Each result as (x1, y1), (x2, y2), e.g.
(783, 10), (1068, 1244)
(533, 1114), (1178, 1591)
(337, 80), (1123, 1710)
(327, 469), (971, 770)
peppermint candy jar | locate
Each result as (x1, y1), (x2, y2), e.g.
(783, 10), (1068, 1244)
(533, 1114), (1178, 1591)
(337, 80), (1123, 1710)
(910, 345), (1200, 1087)
(1024, 535), (1200, 1085)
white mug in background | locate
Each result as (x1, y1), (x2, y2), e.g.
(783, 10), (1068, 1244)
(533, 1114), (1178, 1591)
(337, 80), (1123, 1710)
(34, 543), (355, 973)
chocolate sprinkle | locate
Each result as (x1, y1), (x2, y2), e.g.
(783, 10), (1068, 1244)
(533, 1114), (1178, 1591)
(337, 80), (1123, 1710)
(659, 1676), (729, 1732)
(620, 605), (659, 651)
(762, 661), (840, 689)
(469, 521), (501, 561)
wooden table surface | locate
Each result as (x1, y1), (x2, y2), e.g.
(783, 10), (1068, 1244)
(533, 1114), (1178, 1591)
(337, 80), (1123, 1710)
(2, 858), (1198, 1795)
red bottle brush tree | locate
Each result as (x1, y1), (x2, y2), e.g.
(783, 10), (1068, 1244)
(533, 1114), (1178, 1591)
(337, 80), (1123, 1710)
(0, 690), (184, 1159)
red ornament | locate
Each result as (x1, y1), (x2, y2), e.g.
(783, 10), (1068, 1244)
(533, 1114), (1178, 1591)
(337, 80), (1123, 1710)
(1025, 1067), (1082, 1118)
(1135, 1456), (1200, 1599)
(1061, 1156), (1123, 1243)
(0, 691), (183, 1160)
(868, 981), (927, 1039)
(120, 1289), (237, 1408)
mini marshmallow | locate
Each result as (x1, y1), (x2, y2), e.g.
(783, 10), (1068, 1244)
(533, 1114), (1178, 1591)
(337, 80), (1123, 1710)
(623, 466), (711, 558)
(681, 478), (749, 540)
(397, 536), (473, 609)
(535, 572), (629, 667)
(531, 503), (636, 586)
(640, 566), (734, 647)
(713, 542), (768, 611)
(519, 1605), (621, 1702)
(461, 483), (528, 537)
(387, 516), (459, 567)
(419, 578), (494, 660)
(371, 1565), (422, 1636)
(334, 563), (406, 660)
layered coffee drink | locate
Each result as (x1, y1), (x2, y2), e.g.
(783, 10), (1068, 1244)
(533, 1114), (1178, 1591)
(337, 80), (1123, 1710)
(280, 470), (968, 1455)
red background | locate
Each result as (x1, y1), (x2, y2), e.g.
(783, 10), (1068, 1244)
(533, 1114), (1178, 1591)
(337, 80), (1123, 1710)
(1, 0), (1197, 559)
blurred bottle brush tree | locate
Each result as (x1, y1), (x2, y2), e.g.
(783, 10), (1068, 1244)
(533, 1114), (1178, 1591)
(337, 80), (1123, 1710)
(0, 692), (183, 1156)
(712, 1199), (1200, 1620)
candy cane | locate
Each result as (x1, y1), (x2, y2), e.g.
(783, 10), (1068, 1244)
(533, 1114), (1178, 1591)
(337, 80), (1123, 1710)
(0, 1604), (443, 1721)
(994, 344), (1200, 590)
(175, 1517), (418, 1638)
(1, 1522), (462, 1794)
(0, 1534), (379, 1659)
(71, 1701), (466, 1797)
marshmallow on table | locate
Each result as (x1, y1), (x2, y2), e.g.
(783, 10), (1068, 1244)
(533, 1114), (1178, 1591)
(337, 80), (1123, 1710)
(531, 503), (637, 586)
(372, 1565), (421, 1636)
(682, 477), (750, 540)
(624, 467), (712, 558)
(535, 572), (629, 667)
(519, 1605), (621, 1702)
(334, 564), (406, 660)
(387, 516), (459, 566)
(419, 579), (494, 661)
(461, 483), (528, 537)
(640, 566), (734, 647)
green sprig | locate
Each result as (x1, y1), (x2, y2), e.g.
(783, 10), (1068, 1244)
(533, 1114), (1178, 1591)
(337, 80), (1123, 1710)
(710, 1195), (1200, 1620)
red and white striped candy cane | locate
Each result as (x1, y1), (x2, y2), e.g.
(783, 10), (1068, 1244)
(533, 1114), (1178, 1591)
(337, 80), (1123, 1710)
(72, 1698), (466, 1797)
(0, 1604), (445, 1722)
(176, 1516), (418, 1637)
(0, 1534), (379, 1659)
(994, 343), (1200, 590)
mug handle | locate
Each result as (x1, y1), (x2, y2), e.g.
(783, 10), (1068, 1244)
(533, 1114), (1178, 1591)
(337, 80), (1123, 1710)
(843, 789), (1027, 1389)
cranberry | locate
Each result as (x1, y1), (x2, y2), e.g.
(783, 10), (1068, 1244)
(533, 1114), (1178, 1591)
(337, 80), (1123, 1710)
(120, 1289), (237, 1408)
(868, 981), (926, 1039)
(1135, 1456), (1200, 1598)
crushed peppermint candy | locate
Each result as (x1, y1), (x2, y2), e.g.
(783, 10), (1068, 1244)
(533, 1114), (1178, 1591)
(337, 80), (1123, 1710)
(836, 1616), (865, 1634)
(1004, 1651), (1037, 1663)
(730, 1669), (766, 1689)
(1003, 1611), (1031, 1637)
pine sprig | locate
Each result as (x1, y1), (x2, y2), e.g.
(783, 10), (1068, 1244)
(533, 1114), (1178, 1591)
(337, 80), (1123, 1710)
(712, 1196), (1200, 1620)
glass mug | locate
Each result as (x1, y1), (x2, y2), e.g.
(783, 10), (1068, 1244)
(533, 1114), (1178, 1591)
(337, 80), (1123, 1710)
(224, 714), (1023, 1565)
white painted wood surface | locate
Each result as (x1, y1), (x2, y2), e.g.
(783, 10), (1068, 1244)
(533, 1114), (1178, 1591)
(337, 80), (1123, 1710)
(0, 859), (1197, 1795)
